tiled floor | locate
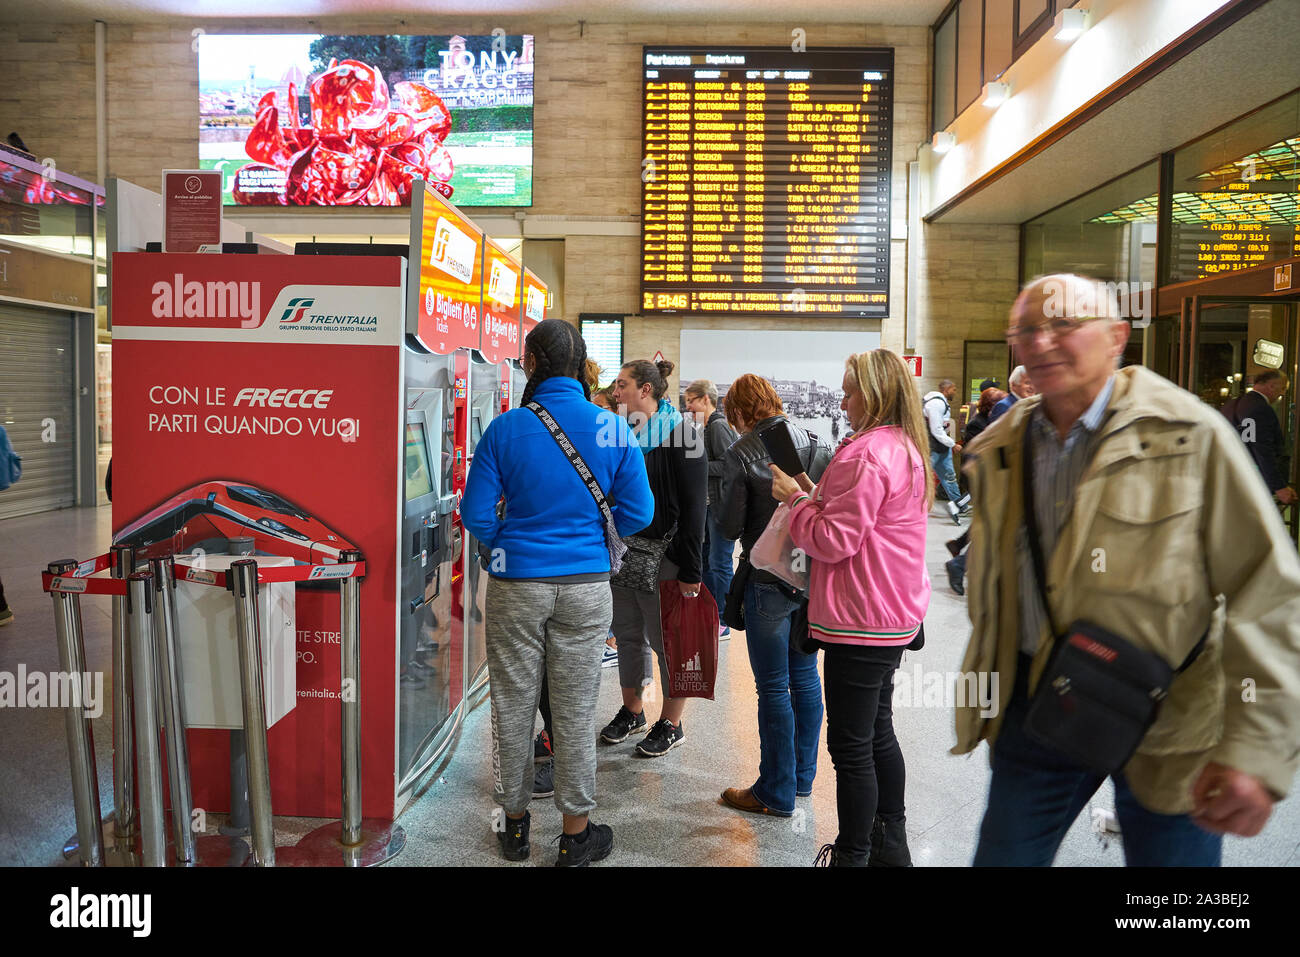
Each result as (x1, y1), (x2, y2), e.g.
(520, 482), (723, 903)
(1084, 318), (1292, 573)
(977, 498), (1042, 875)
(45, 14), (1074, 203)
(2, 504), (1297, 866)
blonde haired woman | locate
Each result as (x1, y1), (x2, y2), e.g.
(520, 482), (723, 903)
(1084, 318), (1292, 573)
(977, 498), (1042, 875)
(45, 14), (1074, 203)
(770, 349), (933, 866)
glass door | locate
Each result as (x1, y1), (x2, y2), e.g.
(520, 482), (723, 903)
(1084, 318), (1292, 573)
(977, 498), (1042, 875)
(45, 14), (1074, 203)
(1188, 298), (1298, 545)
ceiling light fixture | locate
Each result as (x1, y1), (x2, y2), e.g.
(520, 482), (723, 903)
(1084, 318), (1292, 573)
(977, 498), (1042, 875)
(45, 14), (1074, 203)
(931, 132), (955, 154)
(1055, 8), (1090, 41)
(983, 81), (1010, 107)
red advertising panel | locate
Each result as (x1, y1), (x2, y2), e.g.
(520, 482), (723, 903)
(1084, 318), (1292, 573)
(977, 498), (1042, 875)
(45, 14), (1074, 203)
(521, 265), (547, 346)
(163, 169), (224, 253)
(112, 252), (405, 818)
(409, 182), (482, 354)
(480, 239), (522, 363)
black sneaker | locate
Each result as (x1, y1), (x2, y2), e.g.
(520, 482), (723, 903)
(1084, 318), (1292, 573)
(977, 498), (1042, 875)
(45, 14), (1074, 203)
(534, 730), (553, 764)
(554, 822), (613, 867)
(497, 810), (530, 861)
(635, 718), (685, 757)
(599, 706), (646, 744)
(532, 759), (554, 800)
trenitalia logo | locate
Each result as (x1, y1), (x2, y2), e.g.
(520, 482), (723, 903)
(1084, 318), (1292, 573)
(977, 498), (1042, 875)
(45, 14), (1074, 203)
(430, 216), (476, 284)
(488, 260), (518, 306)
(526, 285), (545, 322)
(280, 298), (316, 323)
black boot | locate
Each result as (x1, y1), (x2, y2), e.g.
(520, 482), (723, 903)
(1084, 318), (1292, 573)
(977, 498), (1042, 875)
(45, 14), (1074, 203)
(868, 814), (913, 867)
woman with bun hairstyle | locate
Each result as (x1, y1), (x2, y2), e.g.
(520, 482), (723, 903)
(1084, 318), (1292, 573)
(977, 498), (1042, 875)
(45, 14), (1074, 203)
(462, 319), (654, 866)
(769, 349), (932, 867)
(603, 357), (709, 757)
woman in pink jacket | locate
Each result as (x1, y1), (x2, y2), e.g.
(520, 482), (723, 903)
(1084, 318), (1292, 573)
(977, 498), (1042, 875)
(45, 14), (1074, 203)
(771, 348), (933, 867)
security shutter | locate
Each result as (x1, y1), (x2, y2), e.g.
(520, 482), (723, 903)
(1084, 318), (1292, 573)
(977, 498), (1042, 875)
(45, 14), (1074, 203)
(0, 303), (77, 519)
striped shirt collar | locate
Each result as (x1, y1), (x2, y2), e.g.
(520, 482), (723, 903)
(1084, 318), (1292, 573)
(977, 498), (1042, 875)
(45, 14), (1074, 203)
(1031, 375), (1116, 444)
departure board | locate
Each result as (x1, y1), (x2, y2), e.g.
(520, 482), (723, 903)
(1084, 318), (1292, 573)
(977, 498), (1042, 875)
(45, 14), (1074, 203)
(1168, 182), (1299, 281)
(640, 47), (893, 317)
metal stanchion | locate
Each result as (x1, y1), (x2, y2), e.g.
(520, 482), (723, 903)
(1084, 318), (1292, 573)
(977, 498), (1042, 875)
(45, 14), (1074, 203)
(220, 536), (254, 839)
(230, 559), (275, 866)
(49, 559), (104, 867)
(280, 551), (405, 867)
(128, 570), (167, 867)
(110, 545), (137, 849)
(340, 548), (363, 846)
(150, 555), (195, 865)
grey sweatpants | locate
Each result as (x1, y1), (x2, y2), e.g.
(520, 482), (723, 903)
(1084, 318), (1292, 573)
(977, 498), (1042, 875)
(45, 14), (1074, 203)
(486, 576), (613, 817)
(611, 558), (678, 694)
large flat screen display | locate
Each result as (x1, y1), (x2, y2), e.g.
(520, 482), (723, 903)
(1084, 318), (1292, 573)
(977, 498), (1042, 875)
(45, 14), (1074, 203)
(640, 46), (893, 317)
(199, 33), (534, 207)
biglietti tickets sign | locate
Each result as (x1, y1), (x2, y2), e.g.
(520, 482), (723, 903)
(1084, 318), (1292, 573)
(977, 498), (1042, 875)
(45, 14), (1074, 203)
(409, 182), (483, 354)
(480, 239), (522, 362)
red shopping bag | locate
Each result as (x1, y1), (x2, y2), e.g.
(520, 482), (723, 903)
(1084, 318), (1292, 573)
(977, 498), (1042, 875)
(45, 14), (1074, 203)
(659, 581), (720, 700)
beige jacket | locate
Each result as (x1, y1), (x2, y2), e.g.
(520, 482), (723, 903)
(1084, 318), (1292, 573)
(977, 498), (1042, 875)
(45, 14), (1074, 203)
(954, 365), (1300, 814)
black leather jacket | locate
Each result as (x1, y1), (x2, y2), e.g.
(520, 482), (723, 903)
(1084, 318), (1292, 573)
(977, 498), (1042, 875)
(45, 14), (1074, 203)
(718, 415), (832, 583)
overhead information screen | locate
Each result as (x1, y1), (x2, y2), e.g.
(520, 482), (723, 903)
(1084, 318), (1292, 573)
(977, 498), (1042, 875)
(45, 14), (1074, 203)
(640, 46), (893, 318)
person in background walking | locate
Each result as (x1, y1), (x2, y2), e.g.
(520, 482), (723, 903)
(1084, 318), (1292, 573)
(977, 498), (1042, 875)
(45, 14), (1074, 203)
(462, 319), (654, 866)
(943, 387), (1006, 596)
(716, 373), (831, 818)
(0, 420), (19, 628)
(683, 378), (740, 637)
(987, 365), (1035, 425)
(1221, 370), (1296, 507)
(603, 358), (708, 757)
(921, 379), (968, 524)
(771, 349), (932, 866)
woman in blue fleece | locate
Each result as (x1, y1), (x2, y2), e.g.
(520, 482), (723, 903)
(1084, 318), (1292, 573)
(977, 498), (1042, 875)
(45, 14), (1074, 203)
(461, 319), (653, 866)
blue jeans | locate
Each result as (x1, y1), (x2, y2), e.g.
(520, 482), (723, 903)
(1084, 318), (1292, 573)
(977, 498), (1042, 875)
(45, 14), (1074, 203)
(930, 448), (961, 503)
(974, 655), (1223, 866)
(701, 507), (736, 622)
(743, 581), (824, 814)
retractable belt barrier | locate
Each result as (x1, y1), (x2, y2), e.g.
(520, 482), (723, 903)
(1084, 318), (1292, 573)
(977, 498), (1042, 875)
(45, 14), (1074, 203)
(41, 556), (367, 596)
(42, 548), (398, 867)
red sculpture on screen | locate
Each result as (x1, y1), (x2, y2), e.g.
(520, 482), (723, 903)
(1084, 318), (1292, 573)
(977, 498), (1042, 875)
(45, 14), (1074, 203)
(232, 58), (455, 207)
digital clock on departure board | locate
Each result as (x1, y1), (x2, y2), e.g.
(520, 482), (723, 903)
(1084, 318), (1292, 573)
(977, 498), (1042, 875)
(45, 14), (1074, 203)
(640, 46), (893, 318)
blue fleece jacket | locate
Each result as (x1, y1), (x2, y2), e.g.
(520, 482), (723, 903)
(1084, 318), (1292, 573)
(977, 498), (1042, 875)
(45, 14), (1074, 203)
(460, 376), (655, 579)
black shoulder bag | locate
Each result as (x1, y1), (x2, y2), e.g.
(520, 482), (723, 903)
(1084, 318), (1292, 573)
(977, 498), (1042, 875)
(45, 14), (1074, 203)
(1020, 425), (1207, 776)
(525, 401), (627, 576)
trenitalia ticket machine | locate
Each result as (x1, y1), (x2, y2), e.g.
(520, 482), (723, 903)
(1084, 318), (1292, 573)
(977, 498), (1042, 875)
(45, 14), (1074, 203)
(397, 357), (461, 782)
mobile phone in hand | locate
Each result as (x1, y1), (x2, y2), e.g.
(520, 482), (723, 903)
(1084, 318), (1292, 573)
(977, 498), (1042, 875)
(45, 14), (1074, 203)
(759, 422), (805, 477)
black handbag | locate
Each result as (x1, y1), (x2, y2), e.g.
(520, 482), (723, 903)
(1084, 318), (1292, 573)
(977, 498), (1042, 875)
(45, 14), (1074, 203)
(722, 558), (752, 631)
(526, 401), (628, 575)
(1019, 426), (1206, 776)
(610, 529), (674, 594)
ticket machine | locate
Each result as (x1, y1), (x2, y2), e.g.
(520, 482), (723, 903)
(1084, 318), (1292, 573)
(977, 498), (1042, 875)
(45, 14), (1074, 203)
(397, 355), (461, 782)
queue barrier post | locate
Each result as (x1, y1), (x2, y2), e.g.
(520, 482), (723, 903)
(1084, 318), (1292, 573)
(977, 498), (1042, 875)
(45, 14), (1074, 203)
(128, 570), (168, 867)
(278, 550), (405, 867)
(229, 559), (275, 867)
(110, 545), (137, 848)
(49, 559), (104, 867)
(149, 554), (196, 865)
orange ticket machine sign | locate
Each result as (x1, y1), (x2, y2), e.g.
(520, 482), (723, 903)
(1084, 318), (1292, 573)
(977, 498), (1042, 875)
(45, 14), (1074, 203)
(521, 266), (547, 344)
(480, 239), (522, 363)
(408, 181), (483, 355)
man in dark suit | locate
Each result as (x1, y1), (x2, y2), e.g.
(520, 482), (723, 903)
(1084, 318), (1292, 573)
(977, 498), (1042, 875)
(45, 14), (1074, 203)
(1222, 371), (1295, 507)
